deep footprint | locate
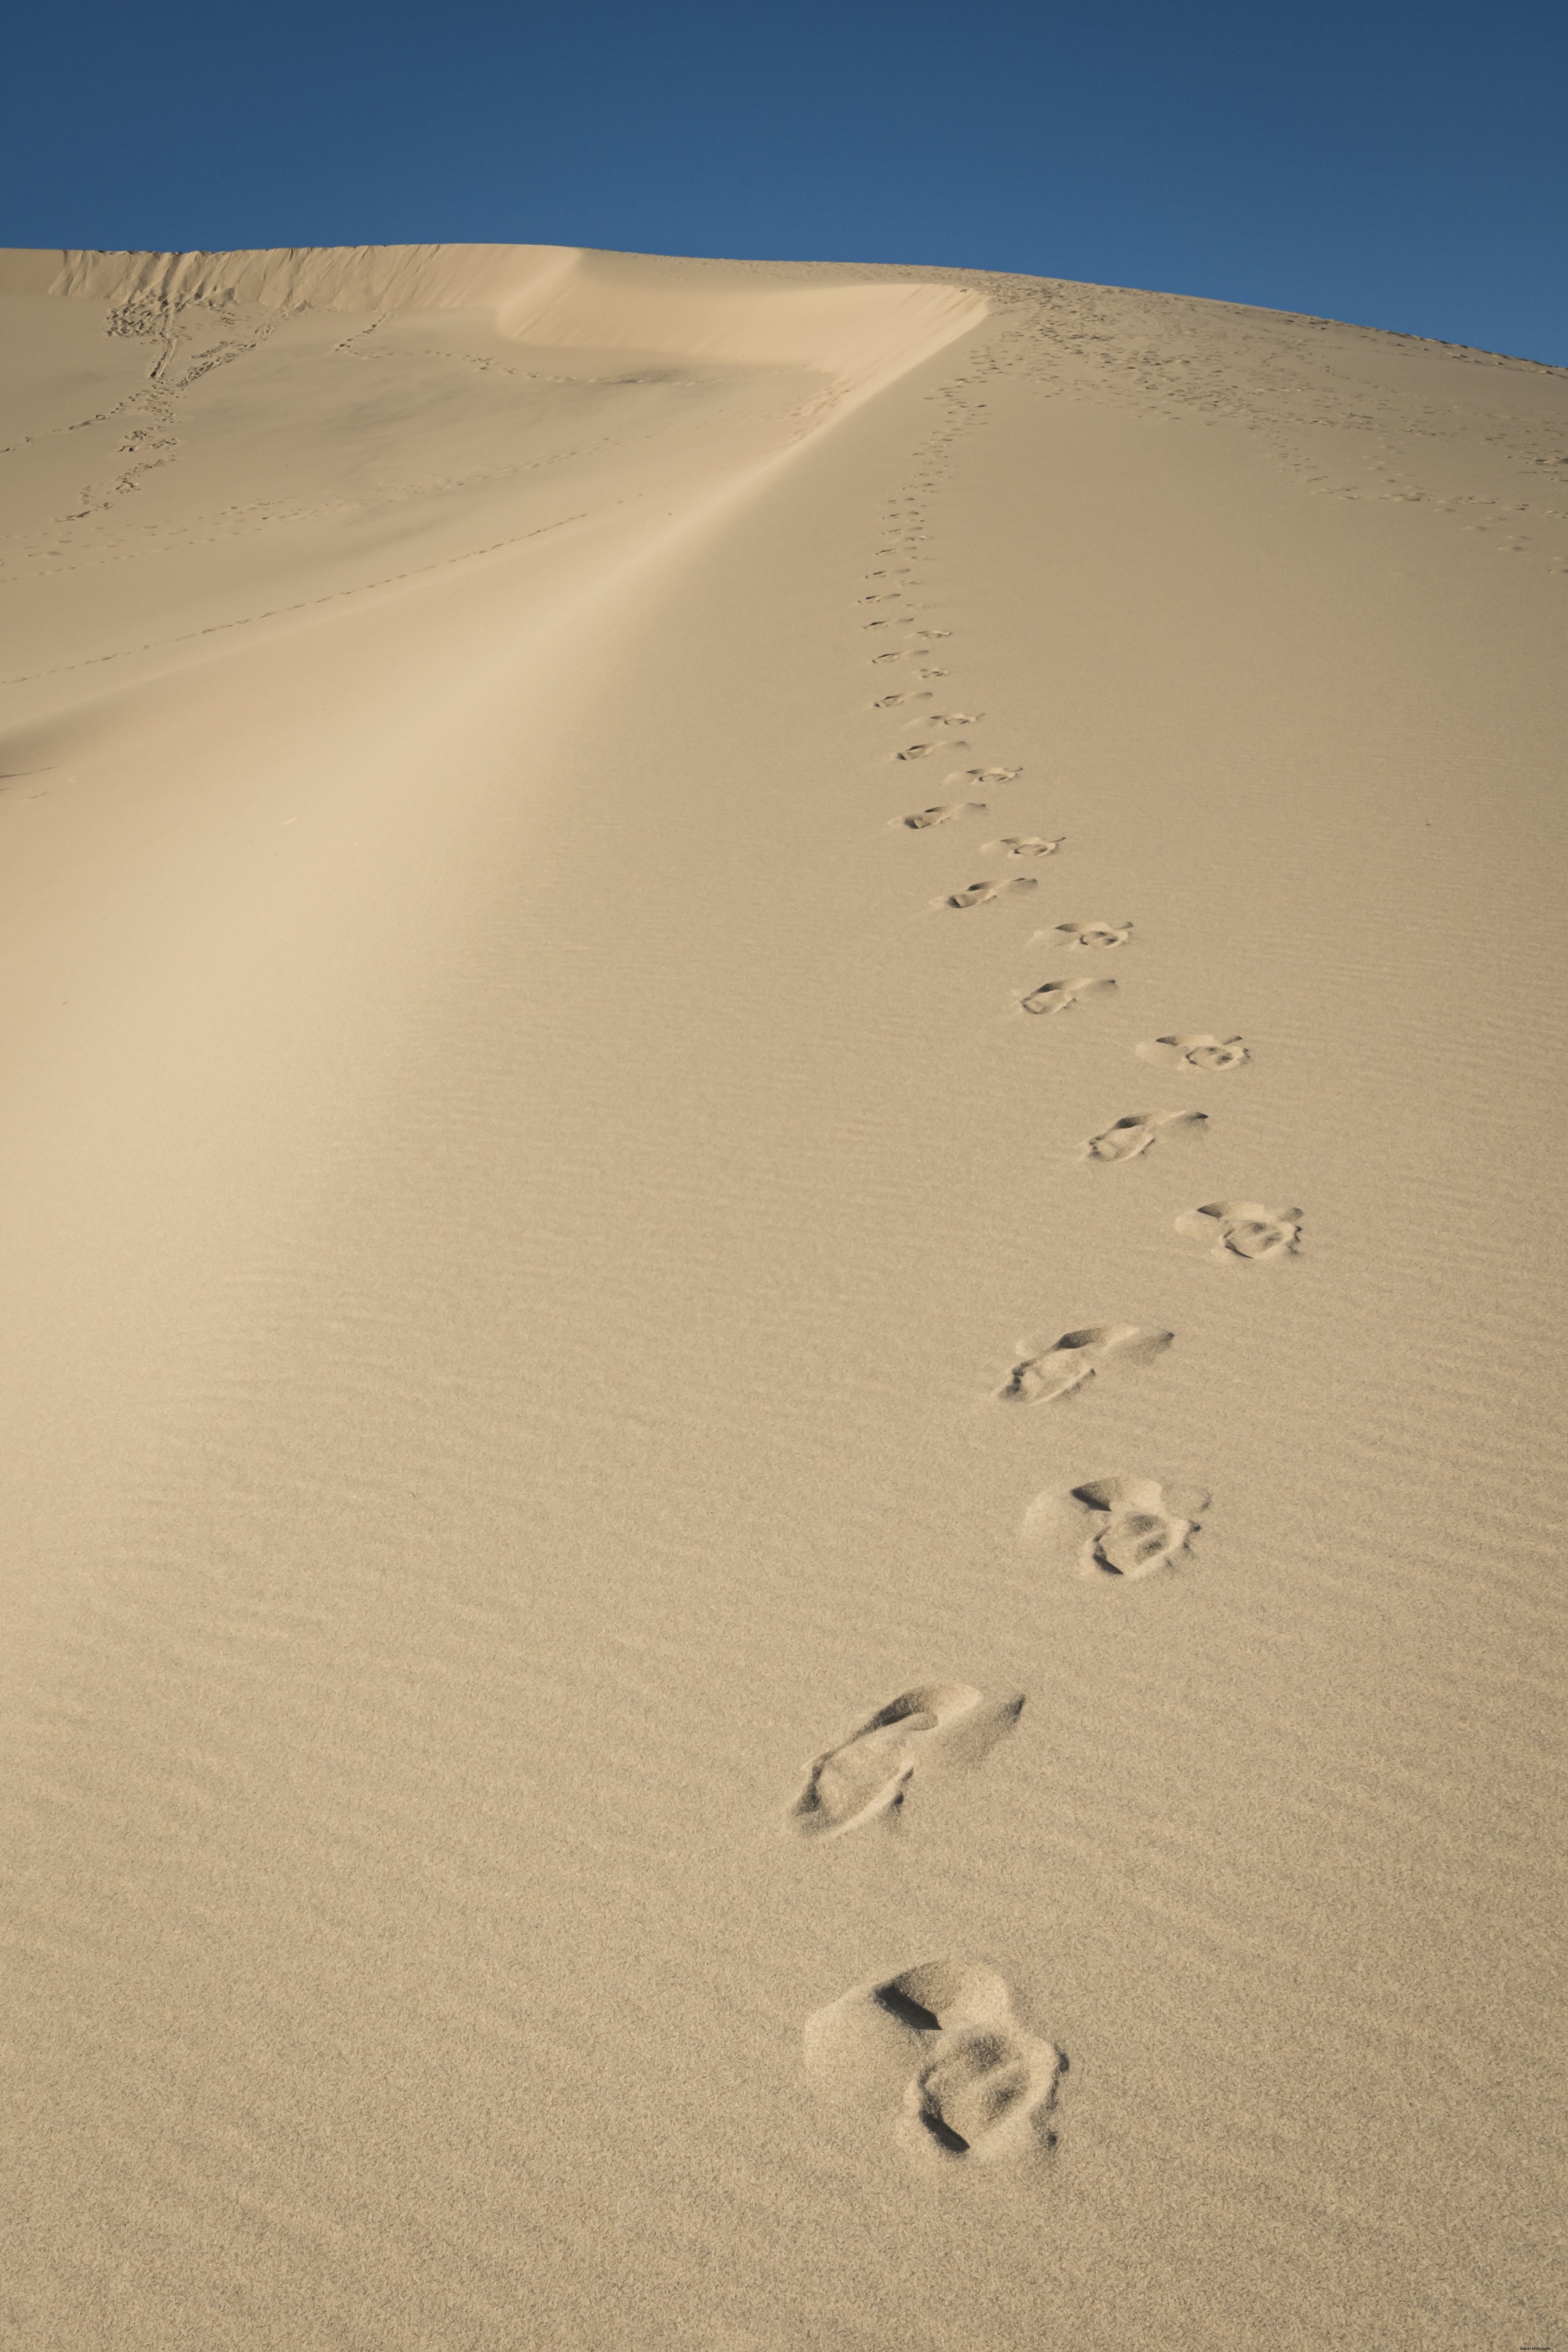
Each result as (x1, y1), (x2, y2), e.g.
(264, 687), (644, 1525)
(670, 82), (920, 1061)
(1019, 974), (1113, 1015)
(895, 800), (985, 830)
(940, 876), (1038, 909)
(788, 1683), (1024, 1840)
(1138, 1032), (1250, 1072)
(985, 835), (1063, 859)
(1054, 917), (1133, 949)
(1176, 1200), (1303, 1259)
(1022, 1475), (1210, 1580)
(997, 1323), (1172, 1404)
(1088, 1109), (1206, 1160)
(803, 1958), (1064, 2164)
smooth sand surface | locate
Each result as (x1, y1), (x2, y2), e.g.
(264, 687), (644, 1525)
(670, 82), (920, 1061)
(2, 242), (1564, 2349)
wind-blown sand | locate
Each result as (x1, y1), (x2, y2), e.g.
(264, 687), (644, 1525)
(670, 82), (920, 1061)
(1, 241), (1563, 2350)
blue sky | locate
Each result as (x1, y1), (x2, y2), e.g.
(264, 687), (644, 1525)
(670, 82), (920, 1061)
(3, 0), (1564, 363)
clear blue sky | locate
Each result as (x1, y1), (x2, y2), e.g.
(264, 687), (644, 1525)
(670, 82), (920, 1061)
(3, 0), (1564, 364)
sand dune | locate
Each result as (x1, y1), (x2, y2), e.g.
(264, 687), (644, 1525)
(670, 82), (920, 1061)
(1, 241), (1564, 2349)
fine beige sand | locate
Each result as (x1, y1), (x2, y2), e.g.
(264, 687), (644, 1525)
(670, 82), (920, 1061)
(1, 242), (1564, 2350)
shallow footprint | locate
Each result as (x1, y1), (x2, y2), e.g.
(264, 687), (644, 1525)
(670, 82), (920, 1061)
(940, 876), (1039, 910)
(1176, 1200), (1303, 1260)
(895, 800), (985, 830)
(997, 1323), (1172, 1404)
(1088, 1109), (1206, 1160)
(1019, 974), (1114, 1016)
(952, 764), (1021, 785)
(985, 835), (1063, 859)
(1138, 1032), (1250, 1072)
(788, 1683), (1024, 1840)
(1021, 1475), (1209, 1580)
(1054, 917), (1133, 949)
(803, 1957), (1064, 2165)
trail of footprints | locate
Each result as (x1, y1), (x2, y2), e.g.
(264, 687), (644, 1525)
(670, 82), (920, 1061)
(788, 360), (1303, 2174)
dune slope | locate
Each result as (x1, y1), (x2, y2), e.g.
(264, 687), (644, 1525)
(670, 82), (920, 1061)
(1, 243), (1564, 2352)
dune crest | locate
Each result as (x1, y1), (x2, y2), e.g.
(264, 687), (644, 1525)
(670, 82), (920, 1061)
(3, 239), (987, 406)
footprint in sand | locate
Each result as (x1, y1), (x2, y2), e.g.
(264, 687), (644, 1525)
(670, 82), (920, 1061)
(1087, 1109), (1206, 1161)
(1053, 918), (1133, 950)
(896, 800), (986, 830)
(1022, 1475), (1210, 1580)
(954, 764), (1021, 785)
(875, 691), (932, 708)
(898, 743), (943, 762)
(788, 1684), (1024, 1840)
(996, 1323), (1172, 1405)
(1018, 974), (1114, 1015)
(939, 876), (1038, 910)
(986, 835), (1063, 859)
(1138, 1032), (1250, 1073)
(1176, 1200), (1303, 1260)
(805, 1959), (1064, 2164)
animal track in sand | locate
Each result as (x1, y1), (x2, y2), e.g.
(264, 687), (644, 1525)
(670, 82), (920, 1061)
(939, 876), (1039, 910)
(896, 801), (986, 830)
(1053, 918), (1133, 950)
(1138, 1033), (1250, 1073)
(996, 1323), (1173, 1404)
(1176, 1201), (1303, 1260)
(1022, 1475), (1209, 1580)
(804, 1959), (1064, 2164)
(987, 835), (1063, 859)
(788, 1684), (1023, 1840)
(1018, 974), (1114, 1015)
(1087, 1110), (1206, 1161)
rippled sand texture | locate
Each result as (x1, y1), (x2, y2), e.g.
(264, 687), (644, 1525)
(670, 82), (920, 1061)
(1, 243), (1564, 2352)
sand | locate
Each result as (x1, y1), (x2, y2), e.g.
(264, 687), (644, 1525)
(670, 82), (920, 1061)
(1, 241), (1563, 2350)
